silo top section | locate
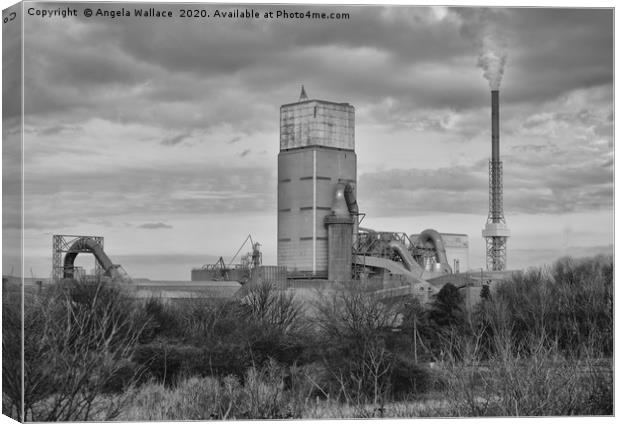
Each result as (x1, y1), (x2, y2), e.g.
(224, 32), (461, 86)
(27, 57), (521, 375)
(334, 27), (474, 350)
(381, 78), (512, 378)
(280, 98), (355, 151)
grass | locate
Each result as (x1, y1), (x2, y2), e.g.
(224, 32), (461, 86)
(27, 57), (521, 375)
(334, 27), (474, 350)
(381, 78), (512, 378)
(112, 355), (612, 419)
(118, 361), (301, 420)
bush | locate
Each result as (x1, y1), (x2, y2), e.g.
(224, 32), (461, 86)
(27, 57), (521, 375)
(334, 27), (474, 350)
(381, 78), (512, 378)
(313, 285), (403, 406)
(134, 287), (310, 385)
(2, 290), (22, 420)
(23, 280), (146, 421)
(138, 297), (182, 342)
(440, 256), (614, 417)
(476, 255), (613, 358)
(123, 361), (301, 420)
(133, 343), (207, 386)
(441, 336), (613, 416)
(390, 355), (435, 397)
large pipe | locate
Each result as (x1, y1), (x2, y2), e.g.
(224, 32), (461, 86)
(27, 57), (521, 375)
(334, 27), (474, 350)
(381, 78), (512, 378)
(417, 229), (452, 274)
(388, 240), (425, 276)
(343, 183), (358, 215)
(492, 90), (499, 162)
(343, 182), (359, 246)
(330, 181), (358, 217)
(63, 237), (128, 281)
(330, 182), (350, 217)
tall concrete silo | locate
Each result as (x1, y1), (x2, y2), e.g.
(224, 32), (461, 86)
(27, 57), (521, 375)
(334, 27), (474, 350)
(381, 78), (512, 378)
(277, 87), (356, 277)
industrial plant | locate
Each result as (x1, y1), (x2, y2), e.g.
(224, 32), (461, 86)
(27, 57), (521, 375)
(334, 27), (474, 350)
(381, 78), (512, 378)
(40, 85), (515, 303)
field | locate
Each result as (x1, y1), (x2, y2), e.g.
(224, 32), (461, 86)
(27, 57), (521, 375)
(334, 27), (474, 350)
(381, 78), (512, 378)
(2, 255), (613, 420)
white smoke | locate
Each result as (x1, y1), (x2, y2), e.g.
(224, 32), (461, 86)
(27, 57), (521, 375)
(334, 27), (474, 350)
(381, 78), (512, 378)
(460, 9), (508, 90)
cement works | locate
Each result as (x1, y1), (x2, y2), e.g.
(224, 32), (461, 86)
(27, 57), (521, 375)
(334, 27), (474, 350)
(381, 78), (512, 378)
(38, 86), (515, 303)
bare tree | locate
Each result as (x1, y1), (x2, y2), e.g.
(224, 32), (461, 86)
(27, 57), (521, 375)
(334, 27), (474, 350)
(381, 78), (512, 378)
(242, 282), (305, 334)
(24, 280), (146, 421)
(2, 289), (22, 420)
(313, 284), (401, 408)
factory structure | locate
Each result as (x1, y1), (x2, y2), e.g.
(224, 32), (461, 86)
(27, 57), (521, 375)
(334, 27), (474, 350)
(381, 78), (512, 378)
(37, 85), (514, 303)
(271, 87), (466, 289)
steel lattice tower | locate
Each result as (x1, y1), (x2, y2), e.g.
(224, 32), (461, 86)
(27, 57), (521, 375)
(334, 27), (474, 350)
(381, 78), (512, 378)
(482, 90), (510, 271)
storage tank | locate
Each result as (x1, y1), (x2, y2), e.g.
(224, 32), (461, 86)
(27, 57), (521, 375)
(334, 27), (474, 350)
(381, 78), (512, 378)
(277, 87), (356, 277)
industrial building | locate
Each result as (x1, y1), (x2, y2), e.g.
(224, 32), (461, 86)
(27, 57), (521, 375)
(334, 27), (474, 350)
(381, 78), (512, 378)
(274, 87), (466, 291)
(42, 86), (516, 303)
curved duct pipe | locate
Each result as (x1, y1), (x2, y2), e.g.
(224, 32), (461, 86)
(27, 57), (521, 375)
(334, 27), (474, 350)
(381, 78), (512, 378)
(417, 229), (452, 274)
(343, 183), (358, 215)
(388, 240), (425, 276)
(330, 181), (359, 244)
(63, 237), (127, 280)
(330, 181), (358, 217)
(343, 182), (359, 245)
(330, 182), (351, 217)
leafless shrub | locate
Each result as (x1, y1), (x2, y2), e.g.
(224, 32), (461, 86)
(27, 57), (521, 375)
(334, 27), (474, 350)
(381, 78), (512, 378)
(23, 280), (146, 421)
(2, 287), (22, 420)
(441, 326), (613, 416)
(122, 360), (300, 420)
(242, 281), (305, 334)
(313, 284), (402, 411)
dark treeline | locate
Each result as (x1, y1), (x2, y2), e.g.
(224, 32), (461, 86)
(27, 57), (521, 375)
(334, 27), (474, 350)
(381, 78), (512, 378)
(2, 255), (613, 420)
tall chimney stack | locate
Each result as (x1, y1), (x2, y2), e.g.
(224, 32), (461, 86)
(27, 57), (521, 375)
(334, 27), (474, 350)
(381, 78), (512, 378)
(491, 90), (499, 162)
(482, 90), (510, 271)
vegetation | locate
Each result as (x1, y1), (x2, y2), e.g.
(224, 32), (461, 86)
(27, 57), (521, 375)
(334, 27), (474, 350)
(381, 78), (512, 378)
(2, 255), (612, 420)
(2, 282), (22, 420)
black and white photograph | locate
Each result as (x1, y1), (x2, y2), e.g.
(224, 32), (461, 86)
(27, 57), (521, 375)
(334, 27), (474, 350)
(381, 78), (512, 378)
(2, 1), (614, 421)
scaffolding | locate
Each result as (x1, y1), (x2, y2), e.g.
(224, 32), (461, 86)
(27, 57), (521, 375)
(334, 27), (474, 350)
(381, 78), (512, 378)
(52, 235), (104, 282)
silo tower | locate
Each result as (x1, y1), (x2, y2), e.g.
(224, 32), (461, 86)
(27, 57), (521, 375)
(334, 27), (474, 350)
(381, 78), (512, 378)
(277, 87), (356, 277)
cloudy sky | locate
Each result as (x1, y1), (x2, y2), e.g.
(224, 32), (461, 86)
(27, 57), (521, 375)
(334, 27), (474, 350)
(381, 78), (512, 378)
(3, 2), (613, 279)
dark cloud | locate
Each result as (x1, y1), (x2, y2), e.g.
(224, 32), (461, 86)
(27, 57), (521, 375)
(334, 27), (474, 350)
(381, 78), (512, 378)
(359, 143), (613, 217)
(510, 244), (613, 270)
(510, 144), (555, 154)
(138, 222), (173, 230)
(22, 164), (276, 230)
(361, 167), (487, 193)
(239, 149), (251, 157)
(162, 133), (192, 146)
(20, 5), (612, 136)
(37, 124), (82, 136)
(601, 158), (613, 168)
(358, 166), (488, 216)
(494, 9), (612, 103)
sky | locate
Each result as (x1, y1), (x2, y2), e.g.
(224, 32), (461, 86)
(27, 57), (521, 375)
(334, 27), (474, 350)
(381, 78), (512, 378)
(2, 2), (614, 280)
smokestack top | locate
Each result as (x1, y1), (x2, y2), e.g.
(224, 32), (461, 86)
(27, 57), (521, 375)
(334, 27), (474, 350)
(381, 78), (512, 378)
(491, 90), (500, 162)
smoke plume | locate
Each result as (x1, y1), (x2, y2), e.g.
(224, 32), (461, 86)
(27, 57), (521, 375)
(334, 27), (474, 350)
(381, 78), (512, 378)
(459, 9), (508, 90)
